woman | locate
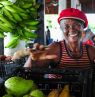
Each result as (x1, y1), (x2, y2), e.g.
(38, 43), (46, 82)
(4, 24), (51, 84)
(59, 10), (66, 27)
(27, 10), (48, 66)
(24, 8), (95, 70)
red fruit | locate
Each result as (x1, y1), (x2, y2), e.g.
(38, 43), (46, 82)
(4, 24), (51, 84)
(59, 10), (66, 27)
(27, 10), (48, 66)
(0, 55), (7, 61)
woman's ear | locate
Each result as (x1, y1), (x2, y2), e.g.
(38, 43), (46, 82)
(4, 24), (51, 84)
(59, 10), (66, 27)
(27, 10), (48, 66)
(82, 31), (86, 39)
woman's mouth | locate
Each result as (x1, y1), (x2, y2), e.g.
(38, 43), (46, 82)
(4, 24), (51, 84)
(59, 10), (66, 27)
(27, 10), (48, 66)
(68, 33), (79, 42)
(68, 33), (78, 37)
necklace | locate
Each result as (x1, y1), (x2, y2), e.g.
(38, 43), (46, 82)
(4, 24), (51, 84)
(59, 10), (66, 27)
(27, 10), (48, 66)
(67, 44), (82, 58)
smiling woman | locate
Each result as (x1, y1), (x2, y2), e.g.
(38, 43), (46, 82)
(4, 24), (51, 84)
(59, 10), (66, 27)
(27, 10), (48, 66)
(20, 8), (95, 79)
(60, 19), (84, 32)
(59, 19), (83, 48)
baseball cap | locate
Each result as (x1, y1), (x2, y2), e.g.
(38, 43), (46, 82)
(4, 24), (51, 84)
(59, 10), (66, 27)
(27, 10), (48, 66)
(58, 8), (88, 28)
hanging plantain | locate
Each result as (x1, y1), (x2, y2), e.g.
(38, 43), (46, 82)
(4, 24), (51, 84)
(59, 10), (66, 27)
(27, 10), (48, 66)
(0, 0), (41, 48)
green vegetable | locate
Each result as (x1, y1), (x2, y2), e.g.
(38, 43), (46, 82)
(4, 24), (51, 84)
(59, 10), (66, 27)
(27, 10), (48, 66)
(30, 89), (45, 97)
(2, 94), (13, 97)
(4, 76), (37, 97)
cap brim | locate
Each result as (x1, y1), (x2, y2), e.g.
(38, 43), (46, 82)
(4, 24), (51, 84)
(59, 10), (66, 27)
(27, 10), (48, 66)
(59, 17), (85, 23)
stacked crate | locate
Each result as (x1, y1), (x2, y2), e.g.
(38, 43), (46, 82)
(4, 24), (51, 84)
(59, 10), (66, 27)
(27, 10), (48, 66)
(0, 59), (94, 97)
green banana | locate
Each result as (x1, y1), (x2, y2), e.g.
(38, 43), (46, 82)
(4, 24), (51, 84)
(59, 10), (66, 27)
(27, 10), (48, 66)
(23, 30), (37, 39)
(19, 22), (25, 27)
(0, 27), (4, 32)
(11, 13), (22, 21)
(5, 36), (20, 48)
(17, 28), (24, 37)
(0, 3), (3, 8)
(0, 14), (14, 29)
(31, 0), (36, 5)
(10, 39), (19, 48)
(2, 7), (17, 23)
(30, 11), (38, 18)
(16, 27), (29, 39)
(0, 28), (5, 38)
(26, 25), (38, 30)
(30, 7), (37, 11)
(0, 32), (5, 38)
(19, 13), (29, 19)
(22, 4), (32, 9)
(11, 30), (19, 37)
(12, 5), (26, 13)
(24, 20), (39, 26)
(0, 24), (5, 32)
(4, 5), (16, 13)
(0, 1), (12, 6)
(0, 23), (12, 32)
(0, 14), (8, 22)
(3, 23), (14, 29)
(34, 3), (40, 9)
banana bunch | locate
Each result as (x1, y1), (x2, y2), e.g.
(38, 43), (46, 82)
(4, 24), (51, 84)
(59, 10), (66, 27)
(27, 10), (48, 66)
(2, 2), (27, 22)
(15, 0), (41, 19)
(47, 85), (71, 97)
(0, 0), (41, 48)
(0, 14), (13, 33)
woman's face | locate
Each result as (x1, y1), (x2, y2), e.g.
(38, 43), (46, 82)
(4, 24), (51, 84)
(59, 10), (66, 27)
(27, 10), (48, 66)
(60, 19), (84, 44)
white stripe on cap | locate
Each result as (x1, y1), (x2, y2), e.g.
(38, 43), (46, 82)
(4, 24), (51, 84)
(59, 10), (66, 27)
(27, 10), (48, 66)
(59, 17), (85, 23)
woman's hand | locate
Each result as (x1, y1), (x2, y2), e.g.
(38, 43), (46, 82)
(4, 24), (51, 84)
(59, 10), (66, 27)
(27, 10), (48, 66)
(29, 43), (57, 61)
(11, 49), (30, 61)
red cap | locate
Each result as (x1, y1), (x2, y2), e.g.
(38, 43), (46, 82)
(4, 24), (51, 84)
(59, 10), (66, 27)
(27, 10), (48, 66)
(58, 8), (88, 28)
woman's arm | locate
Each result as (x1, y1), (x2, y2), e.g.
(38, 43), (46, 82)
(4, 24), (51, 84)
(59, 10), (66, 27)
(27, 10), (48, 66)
(24, 42), (60, 68)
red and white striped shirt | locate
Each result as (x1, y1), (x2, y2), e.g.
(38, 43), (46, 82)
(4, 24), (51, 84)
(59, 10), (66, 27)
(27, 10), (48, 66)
(48, 40), (91, 78)
(58, 40), (91, 69)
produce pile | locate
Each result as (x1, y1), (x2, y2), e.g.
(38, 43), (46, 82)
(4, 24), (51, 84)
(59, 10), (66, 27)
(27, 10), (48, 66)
(47, 85), (70, 97)
(2, 76), (71, 97)
(0, 0), (41, 48)
(3, 76), (45, 97)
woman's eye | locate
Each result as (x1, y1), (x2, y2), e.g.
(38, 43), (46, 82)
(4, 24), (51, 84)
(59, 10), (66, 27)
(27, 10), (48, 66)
(64, 25), (69, 29)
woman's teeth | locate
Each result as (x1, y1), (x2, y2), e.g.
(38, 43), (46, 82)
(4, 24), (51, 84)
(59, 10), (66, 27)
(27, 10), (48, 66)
(69, 33), (77, 37)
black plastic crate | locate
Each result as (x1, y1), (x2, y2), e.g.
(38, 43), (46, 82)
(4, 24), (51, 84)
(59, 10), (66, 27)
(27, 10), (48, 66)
(0, 67), (93, 97)
(0, 57), (26, 79)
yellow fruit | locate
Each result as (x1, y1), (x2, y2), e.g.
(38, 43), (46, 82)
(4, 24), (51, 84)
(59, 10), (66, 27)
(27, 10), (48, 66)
(47, 89), (60, 97)
(59, 85), (70, 97)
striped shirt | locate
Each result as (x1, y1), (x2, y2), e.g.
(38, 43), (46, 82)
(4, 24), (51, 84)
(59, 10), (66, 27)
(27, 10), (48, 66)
(58, 40), (91, 69)
(48, 40), (91, 78)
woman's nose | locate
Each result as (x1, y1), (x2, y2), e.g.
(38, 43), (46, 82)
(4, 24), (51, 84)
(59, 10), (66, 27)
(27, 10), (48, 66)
(69, 25), (75, 31)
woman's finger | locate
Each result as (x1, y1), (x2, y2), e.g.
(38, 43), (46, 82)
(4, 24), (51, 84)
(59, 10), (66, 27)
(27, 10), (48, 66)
(33, 43), (40, 49)
(39, 45), (45, 50)
(44, 55), (57, 60)
(32, 54), (57, 60)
